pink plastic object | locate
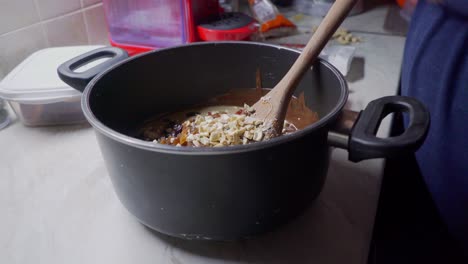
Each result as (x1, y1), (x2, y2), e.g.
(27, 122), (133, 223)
(102, 0), (219, 54)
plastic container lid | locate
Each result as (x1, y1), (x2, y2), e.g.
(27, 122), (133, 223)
(0, 45), (104, 104)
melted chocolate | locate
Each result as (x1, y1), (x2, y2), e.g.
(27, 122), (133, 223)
(139, 88), (319, 142)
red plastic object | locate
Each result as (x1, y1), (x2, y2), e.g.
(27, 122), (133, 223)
(109, 39), (153, 56)
(197, 12), (258, 41)
(197, 22), (258, 41)
(186, 0), (221, 42)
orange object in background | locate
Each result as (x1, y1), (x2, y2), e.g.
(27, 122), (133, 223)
(248, 0), (296, 36)
(258, 13), (295, 33)
(397, 0), (406, 8)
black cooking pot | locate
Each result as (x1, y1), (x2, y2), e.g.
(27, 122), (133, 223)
(58, 42), (429, 241)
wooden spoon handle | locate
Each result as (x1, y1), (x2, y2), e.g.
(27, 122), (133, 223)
(275, 0), (357, 96)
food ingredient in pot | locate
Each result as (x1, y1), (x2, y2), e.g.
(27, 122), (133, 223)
(144, 104), (298, 147)
(139, 88), (319, 147)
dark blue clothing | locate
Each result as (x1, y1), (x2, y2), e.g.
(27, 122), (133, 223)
(401, 0), (468, 251)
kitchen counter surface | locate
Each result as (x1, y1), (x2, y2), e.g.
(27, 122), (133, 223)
(0, 5), (407, 264)
(282, 3), (408, 36)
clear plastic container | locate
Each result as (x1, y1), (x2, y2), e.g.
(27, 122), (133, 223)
(0, 46), (103, 126)
(102, 0), (220, 50)
(7, 97), (84, 127)
(294, 0), (364, 17)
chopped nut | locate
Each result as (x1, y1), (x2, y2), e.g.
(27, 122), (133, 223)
(220, 137), (229, 145)
(199, 132), (209, 137)
(244, 131), (253, 140)
(194, 115), (203, 124)
(337, 35), (348, 44)
(245, 124), (254, 130)
(253, 130), (264, 141)
(210, 131), (222, 142)
(221, 114), (230, 121)
(344, 34), (352, 42)
(151, 103), (300, 147)
(199, 137), (210, 145)
(245, 116), (256, 124)
(228, 121), (238, 129)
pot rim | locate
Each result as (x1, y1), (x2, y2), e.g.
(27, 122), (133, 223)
(81, 41), (349, 155)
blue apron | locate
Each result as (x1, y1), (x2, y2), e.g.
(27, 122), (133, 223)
(401, 0), (468, 251)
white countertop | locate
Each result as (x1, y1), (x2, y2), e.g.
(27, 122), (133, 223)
(283, 4), (408, 36)
(0, 5), (407, 264)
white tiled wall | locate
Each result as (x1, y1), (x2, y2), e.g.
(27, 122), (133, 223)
(0, 0), (108, 80)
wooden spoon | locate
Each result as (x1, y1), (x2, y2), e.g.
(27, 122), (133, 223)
(251, 0), (357, 137)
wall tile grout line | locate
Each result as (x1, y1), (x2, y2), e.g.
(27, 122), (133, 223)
(0, 3), (103, 39)
(31, 0), (51, 47)
(82, 10), (91, 45)
(80, 3), (103, 13)
(32, 0), (44, 20)
(0, 0), (107, 80)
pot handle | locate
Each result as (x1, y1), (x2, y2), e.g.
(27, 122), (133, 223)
(57, 47), (128, 92)
(328, 96), (430, 162)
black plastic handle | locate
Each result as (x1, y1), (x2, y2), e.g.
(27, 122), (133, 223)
(349, 96), (430, 161)
(328, 96), (430, 162)
(57, 47), (128, 92)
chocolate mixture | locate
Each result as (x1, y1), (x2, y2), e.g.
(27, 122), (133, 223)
(139, 88), (319, 147)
